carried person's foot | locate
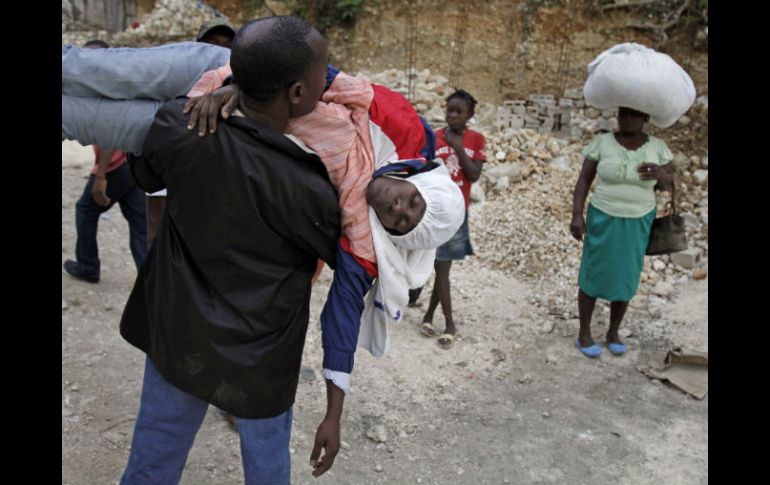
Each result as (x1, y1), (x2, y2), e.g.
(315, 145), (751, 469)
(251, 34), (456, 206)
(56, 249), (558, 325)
(63, 260), (99, 283)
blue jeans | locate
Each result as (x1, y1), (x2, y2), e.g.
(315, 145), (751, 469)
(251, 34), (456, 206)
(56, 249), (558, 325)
(75, 163), (147, 276)
(61, 42), (231, 153)
(121, 357), (292, 485)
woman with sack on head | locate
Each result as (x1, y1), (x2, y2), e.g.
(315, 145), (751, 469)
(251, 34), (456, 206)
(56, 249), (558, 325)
(570, 106), (673, 358)
(569, 42), (694, 358)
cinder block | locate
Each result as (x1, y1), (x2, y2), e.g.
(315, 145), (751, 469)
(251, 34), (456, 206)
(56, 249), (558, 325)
(670, 248), (701, 269)
(559, 98), (574, 107)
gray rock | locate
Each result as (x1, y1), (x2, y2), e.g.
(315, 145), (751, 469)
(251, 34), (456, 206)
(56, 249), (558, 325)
(540, 321), (555, 334)
(700, 154), (708, 169)
(300, 366), (316, 381)
(519, 373), (532, 384)
(672, 152), (690, 172)
(652, 260), (666, 272)
(677, 115), (691, 125)
(545, 354), (558, 365)
(366, 424), (388, 443)
(62, 299), (69, 311)
(548, 156), (570, 172)
(375, 464), (384, 472)
(671, 248), (702, 269)
(651, 281), (674, 297)
(470, 183), (485, 203)
(693, 169), (708, 186)
(494, 176), (510, 193)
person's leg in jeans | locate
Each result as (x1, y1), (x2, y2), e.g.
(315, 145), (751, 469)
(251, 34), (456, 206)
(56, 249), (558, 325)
(109, 164), (148, 269)
(121, 357), (209, 485)
(237, 408), (293, 485)
(73, 176), (108, 278)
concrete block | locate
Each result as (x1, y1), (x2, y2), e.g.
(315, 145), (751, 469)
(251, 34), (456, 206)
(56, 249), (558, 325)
(671, 248), (701, 269)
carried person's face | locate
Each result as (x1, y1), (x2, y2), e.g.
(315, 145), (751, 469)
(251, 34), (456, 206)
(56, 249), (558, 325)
(366, 177), (426, 235)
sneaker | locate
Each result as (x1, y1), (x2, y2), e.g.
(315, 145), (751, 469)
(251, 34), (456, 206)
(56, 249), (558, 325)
(63, 260), (99, 283)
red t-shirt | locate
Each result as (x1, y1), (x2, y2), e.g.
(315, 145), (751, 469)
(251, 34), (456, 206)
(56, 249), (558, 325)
(90, 146), (127, 176)
(434, 128), (486, 208)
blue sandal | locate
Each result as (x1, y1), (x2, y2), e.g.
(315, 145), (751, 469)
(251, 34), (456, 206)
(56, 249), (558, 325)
(607, 342), (628, 356)
(576, 339), (602, 358)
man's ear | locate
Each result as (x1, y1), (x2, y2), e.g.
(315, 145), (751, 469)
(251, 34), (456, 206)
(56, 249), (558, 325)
(287, 81), (304, 106)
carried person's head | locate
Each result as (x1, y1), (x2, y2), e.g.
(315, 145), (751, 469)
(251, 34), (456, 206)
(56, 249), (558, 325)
(196, 19), (236, 48)
(230, 16), (326, 118)
(84, 39), (110, 49)
(367, 163), (465, 249)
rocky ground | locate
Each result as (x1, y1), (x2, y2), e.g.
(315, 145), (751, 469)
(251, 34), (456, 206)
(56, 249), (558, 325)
(62, 89), (707, 485)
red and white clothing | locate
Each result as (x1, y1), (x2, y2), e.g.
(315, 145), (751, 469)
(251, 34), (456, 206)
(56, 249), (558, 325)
(434, 128), (486, 208)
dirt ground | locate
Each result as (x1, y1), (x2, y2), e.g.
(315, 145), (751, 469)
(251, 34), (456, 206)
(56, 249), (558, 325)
(62, 140), (707, 485)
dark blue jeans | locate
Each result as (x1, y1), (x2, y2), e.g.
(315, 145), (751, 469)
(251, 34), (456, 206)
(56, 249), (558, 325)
(121, 357), (292, 485)
(74, 163), (147, 277)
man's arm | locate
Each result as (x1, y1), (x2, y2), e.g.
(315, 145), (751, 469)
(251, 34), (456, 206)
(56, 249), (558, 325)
(92, 148), (115, 207)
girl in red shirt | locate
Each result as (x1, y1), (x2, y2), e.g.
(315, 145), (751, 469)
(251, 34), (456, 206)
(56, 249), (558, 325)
(419, 90), (486, 349)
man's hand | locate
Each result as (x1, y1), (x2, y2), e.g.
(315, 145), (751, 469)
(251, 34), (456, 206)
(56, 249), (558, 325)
(183, 84), (240, 137)
(309, 416), (341, 477)
(91, 177), (110, 207)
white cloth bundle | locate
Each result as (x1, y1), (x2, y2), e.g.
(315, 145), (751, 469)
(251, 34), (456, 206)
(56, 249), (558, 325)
(583, 43), (696, 128)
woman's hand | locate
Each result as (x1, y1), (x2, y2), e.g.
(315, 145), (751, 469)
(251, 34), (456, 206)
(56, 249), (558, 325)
(183, 84), (240, 136)
(570, 214), (585, 242)
(637, 162), (661, 181)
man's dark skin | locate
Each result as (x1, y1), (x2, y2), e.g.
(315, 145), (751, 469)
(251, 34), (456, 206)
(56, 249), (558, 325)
(570, 106), (673, 349)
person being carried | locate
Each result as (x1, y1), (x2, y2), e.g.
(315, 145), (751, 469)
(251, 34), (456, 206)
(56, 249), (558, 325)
(62, 38), (464, 358)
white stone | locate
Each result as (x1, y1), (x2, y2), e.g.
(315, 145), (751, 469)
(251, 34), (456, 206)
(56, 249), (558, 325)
(693, 170), (708, 186)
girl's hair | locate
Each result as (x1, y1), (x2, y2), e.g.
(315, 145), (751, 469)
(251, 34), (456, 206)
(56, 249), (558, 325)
(446, 89), (477, 115)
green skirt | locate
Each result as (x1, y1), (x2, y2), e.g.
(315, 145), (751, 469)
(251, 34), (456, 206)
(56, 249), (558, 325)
(578, 204), (655, 302)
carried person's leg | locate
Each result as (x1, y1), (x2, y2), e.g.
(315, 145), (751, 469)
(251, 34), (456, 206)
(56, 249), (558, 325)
(62, 42), (231, 100)
(237, 407), (293, 485)
(120, 356), (209, 485)
(62, 95), (162, 154)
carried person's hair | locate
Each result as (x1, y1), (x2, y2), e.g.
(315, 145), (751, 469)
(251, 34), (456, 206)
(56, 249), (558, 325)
(231, 16), (319, 102)
(84, 39), (110, 49)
